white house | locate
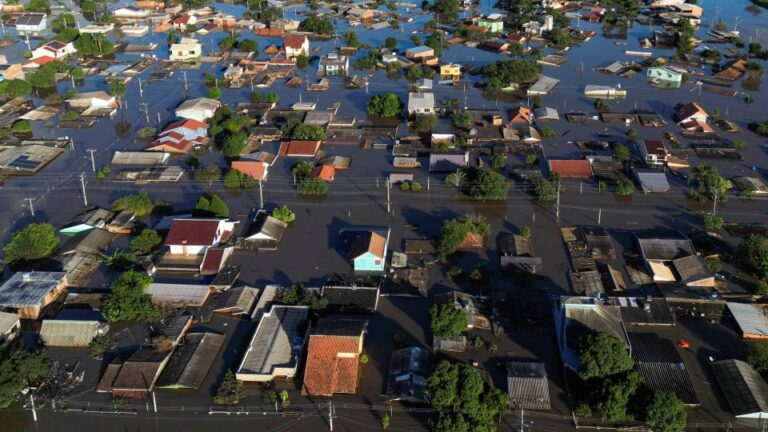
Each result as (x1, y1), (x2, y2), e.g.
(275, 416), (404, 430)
(170, 38), (202, 61)
(407, 92), (435, 115)
(640, 139), (668, 167)
(164, 219), (236, 256)
(284, 35), (309, 58)
(175, 97), (221, 122)
(66, 91), (119, 116)
(15, 13), (47, 37)
(113, 6), (151, 19)
(31, 40), (76, 61)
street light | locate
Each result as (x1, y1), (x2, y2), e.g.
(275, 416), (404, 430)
(21, 387), (37, 422)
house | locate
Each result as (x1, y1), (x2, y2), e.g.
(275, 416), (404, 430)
(0, 311), (20, 347)
(278, 140), (321, 158)
(439, 63), (461, 81)
(60, 208), (115, 234)
(146, 119), (209, 154)
(726, 303), (768, 340)
(640, 139), (668, 167)
(0, 272), (68, 319)
(405, 46), (435, 60)
(526, 75), (560, 96)
(0, 64), (25, 81)
(385, 347), (430, 402)
(507, 362), (551, 410)
(348, 229), (390, 272)
(170, 38), (202, 61)
(321, 276), (381, 312)
(534, 107), (559, 121)
(635, 169), (670, 193)
(471, 16), (504, 33)
(165, 219), (235, 256)
(711, 359), (768, 418)
(236, 306), (309, 382)
(498, 235), (542, 274)
(240, 210), (288, 250)
(301, 318), (367, 396)
(66, 91), (119, 116)
(231, 160), (268, 181)
(407, 92), (435, 115)
(647, 66), (683, 84)
(146, 282), (212, 307)
(113, 6), (151, 19)
(99, 349), (171, 398)
(508, 106), (532, 125)
(429, 152), (469, 172)
(318, 51), (349, 76)
(629, 333), (699, 405)
(31, 40), (76, 60)
(312, 164), (335, 181)
(223, 64), (243, 82)
(170, 13), (197, 29)
(175, 97), (221, 122)
(634, 231), (713, 286)
(435, 291), (491, 330)
(14, 13), (47, 36)
(547, 159), (593, 180)
(155, 332), (225, 389)
(675, 101), (712, 133)
(284, 35), (309, 58)
(346, 7), (375, 21)
(39, 320), (109, 347)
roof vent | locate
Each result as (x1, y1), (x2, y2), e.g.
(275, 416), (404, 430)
(21, 272), (31, 283)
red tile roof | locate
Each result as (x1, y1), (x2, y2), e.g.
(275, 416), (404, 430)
(643, 139), (666, 156)
(302, 335), (362, 396)
(548, 159), (593, 179)
(231, 161), (267, 181)
(164, 118), (208, 132)
(255, 28), (284, 37)
(311, 165), (335, 181)
(165, 219), (222, 246)
(280, 140), (321, 157)
(145, 139), (195, 154)
(29, 56), (55, 66)
(508, 106), (532, 124)
(201, 247), (225, 274)
(284, 35), (307, 49)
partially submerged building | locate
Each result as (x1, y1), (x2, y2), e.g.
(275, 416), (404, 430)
(39, 319), (109, 347)
(302, 318), (367, 396)
(0, 272), (68, 319)
(385, 347), (430, 403)
(154, 332), (225, 390)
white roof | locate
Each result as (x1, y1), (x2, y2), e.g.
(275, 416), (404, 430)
(0, 311), (18, 334)
(636, 169), (670, 193)
(147, 283), (210, 305)
(728, 303), (768, 338)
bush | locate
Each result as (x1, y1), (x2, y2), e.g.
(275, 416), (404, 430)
(291, 161), (313, 179)
(3, 223), (59, 264)
(703, 214), (724, 232)
(415, 114), (437, 132)
(222, 132), (247, 157)
(208, 87), (222, 100)
(360, 354), (369, 364)
(112, 192), (154, 217)
(400, 181), (411, 192)
(130, 229), (161, 255)
(298, 178), (329, 195)
(534, 178), (558, 201)
(595, 99), (611, 113)
(438, 215), (491, 259)
(88, 334), (112, 359)
(411, 181), (422, 192)
(213, 371), (244, 406)
(11, 120), (32, 134)
(272, 205), (296, 223)
(195, 165), (222, 184)
(615, 176), (635, 196)
(539, 125), (556, 138)
(224, 169), (255, 189)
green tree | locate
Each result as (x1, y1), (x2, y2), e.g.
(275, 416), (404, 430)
(0, 349), (51, 408)
(112, 192), (154, 217)
(224, 170), (255, 189)
(594, 371), (640, 421)
(703, 214), (724, 232)
(452, 111), (471, 129)
(425, 34), (444, 56)
(429, 303), (468, 337)
(689, 164), (732, 200)
(470, 169), (507, 200)
(539, 125), (556, 138)
(3, 223), (59, 264)
(577, 332), (634, 380)
(645, 391), (687, 432)
(615, 176), (634, 196)
(445, 170), (467, 187)
(433, 0), (458, 15)
(343, 30), (361, 48)
(534, 178), (557, 201)
(291, 161), (313, 179)
(237, 38), (258, 52)
(219, 34), (236, 50)
(88, 334), (113, 359)
(291, 123), (325, 140)
(194, 196), (211, 213)
(295, 53), (310, 68)
(11, 120), (32, 134)
(740, 235), (768, 278)
(595, 99), (611, 113)
(367, 93), (403, 117)
(208, 87), (222, 100)
(426, 360), (459, 410)
(298, 178), (329, 196)
(746, 341), (768, 380)
(276, 283), (328, 311)
(130, 229), (161, 255)
(109, 79), (127, 99)
(438, 215), (490, 259)
(213, 370), (244, 405)
(222, 131), (247, 157)
(613, 144), (630, 163)
(272, 205), (296, 223)
(195, 165), (222, 185)
(26, 65), (56, 88)
(415, 114), (437, 132)
(0, 79), (32, 97)
(385, 37), (397, 49)
(102, 271), (160, 323)
(481, 60), (540, 86)
(298, 16), (334, 35)
(74, 33), (114, 57)
(25, 0), (50, 13)
(250, 92), (279, 103)
(104, 250), (136, 270)
(209, 194), (230, 218)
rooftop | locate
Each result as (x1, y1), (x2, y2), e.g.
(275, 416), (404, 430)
(0, 272), (67, 308)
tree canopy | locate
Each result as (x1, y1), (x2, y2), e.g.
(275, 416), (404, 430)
(299, 16), (334, 35)
(645, 391), (687, 432)
(130, 229), (161, 255)
(272, 205), (296, 223)
(0, 349), (51, 408)
(577, 331), (634, 380)
(3, 223), (59, 264)
(438, 215), (491, 259)
(367, 93), (403, 117)
(276, 283), (328, 311)
(213, 370), (244, 405)
(469, 169), (507, 200)
(0, 80), (31, 98)
(429, 303), (468, 337)
(112, 192), (154, 217)
(482, 60), (540, 87)
(747, 341), (768, 381)
(102, 271), (161, 323)
(74, 33), (115, 57)
(224, 170), (255, 189)
(222, 131), (248, 157)
(689, 164), (731, 200)
(298, 178), (329, 196)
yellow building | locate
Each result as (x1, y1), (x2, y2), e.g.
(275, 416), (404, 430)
(440, 63), (461, 81)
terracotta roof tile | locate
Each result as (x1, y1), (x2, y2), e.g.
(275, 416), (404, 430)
(284, 35), (307, 49)
(232, 161), (267, 180)
(548, 159), (592, 179)
(311, 165), (335, 181)
(165, 220), (222, 246)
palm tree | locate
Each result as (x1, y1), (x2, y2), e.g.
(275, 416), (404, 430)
(445, 170), (466, 188)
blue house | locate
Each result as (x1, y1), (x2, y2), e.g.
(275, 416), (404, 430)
(348, 229), (390, 272)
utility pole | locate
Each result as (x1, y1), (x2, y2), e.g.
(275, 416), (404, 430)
(141, 103), (150, 124)
(598, 208), (602, 225)
(328, 401), (335, 431)
(712, 189), (718, 217)
(555, 180), (561, 222)
(79, 173), (88, 206)
(29, 391), (37, 422)
(258, 180), (264, 209)
(183, 71), (188, 92)
(138, 77), (143, 98)
(152, 391), (157, 413)
(386, 180), (391, 214)
(86, 149), (97, 172)
(156, 112), (161, 125)
(25, 198), (35, 217)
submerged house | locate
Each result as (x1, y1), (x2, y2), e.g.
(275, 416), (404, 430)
(0, 272), (68, 319)
(66, 91), (119, 116)
(146, 119), (209, 154)
(170, 38), (202, 61)
(175, 97), (221, 122)
(348, 229), (390, 272)
(301, 318), (367, 396)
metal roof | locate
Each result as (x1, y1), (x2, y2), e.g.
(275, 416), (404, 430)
(147, 283), (210, 306)
(155, 332), (225, 389)
(0, 272), (66, 308)
(237, 305), (309, 380)
(386, 347), (430, 402)
(727, 302), (768, 339)
(0, 311), (19, 334)
(111, 151), (170, 165)
(507, 361), (551, 410)
(635, 169), (670, 193)
(39, 320), (105, 347)
(712, 359), (768, 418)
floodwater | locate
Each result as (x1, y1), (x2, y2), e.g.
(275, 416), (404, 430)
(2, 0), (768, 430)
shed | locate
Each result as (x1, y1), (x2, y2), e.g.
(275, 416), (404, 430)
(507, 362), (551, 410)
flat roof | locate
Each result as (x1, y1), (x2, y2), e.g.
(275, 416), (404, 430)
(0, 272), (66, 308)
(237, 305), (308, 379)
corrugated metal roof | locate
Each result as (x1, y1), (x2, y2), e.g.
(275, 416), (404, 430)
(237, 306), (308, 379)
(712, 359), (768, 417)
(40, 320), (106, 347)
(155, 332), (225, 389)
(0, 272), (66, 308)
(507, 362), (551, 410)
(727, 303), (768, 338)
